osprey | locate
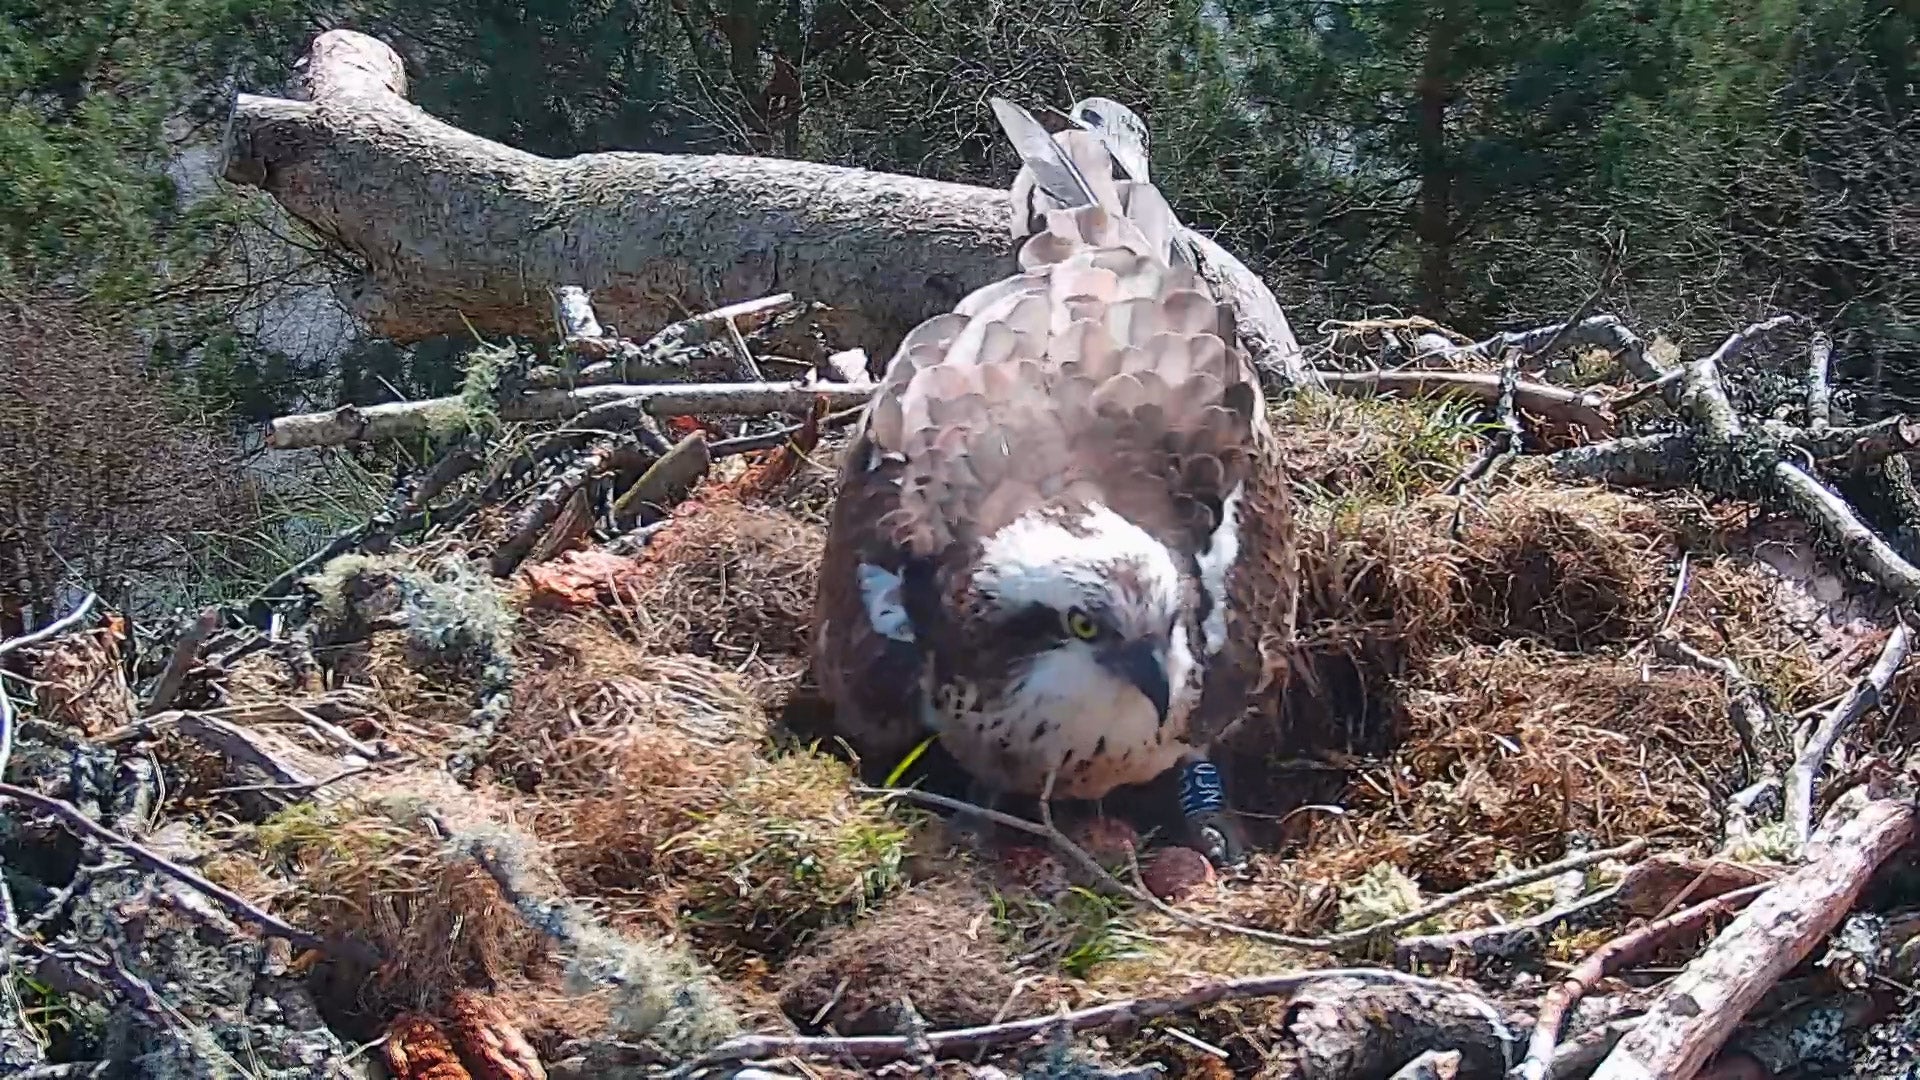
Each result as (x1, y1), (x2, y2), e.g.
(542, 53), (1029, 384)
(811, 97), (1297, 865)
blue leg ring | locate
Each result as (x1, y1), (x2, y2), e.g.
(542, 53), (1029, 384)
(1179, 758), (1226, 818)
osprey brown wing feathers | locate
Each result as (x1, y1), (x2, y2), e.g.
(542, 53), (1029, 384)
(812, 102), (1296, 802)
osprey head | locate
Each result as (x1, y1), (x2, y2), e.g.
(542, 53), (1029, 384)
(966, 503), (1195, 731)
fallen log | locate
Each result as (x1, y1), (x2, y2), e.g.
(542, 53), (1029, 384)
(224, 30), (1310, 387)
(1588, 791), (1917, 1079)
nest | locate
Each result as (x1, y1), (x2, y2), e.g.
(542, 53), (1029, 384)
(25, 376), (1897, 1078)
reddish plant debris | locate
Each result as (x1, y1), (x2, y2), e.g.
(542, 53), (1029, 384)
(385, 1015), (473, 1080)
(448, 991), (548, 1080)
(519, 549), (647, 610)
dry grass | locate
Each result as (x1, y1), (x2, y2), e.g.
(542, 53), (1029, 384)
(491, 613), (913, 965)
(1296, 486), (1671, 660)
(1349, 645), (1735, 885)
(618, 494), (825, 696)
(777, 880), (1028, 1034)
(245, 782), (552, 1016)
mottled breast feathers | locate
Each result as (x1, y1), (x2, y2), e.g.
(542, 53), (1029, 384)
(811, 97), (1298, 798)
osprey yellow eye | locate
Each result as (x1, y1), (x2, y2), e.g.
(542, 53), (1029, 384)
(1065, 608), (1099, 640)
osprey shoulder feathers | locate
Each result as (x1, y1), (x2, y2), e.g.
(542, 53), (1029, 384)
(810, 97), (1298, 864)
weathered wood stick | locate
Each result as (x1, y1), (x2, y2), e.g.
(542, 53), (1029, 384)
(0, 780), (372, 962)
(1315, 369), (1615, 437)
(1805, 331), (1834, 431)
(143, 607), (221, 715)
(267, 381), (873, 449)
(1784, 623), (1911, 847)
(1517, 883), (1770, 1080)
(1588, 792), (1917, 1080)
(673, 970), (1502, 1073)
(528, 292), (799, 390)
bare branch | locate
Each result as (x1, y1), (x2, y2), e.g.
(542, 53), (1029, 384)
(527, 293), (799, 390)
(1806, 331), (1835, 431)
(1589, 793), (1916, 1079)
(0, 593), (101, 658)
(1513, 884), (1768, 1080)
(224, 31), (1311, 386)
(267, 382), (873, 450)
(1784, 623), (1910, 846)
(0, 780), (372, 964)
(1316, 369), (1615, 437)
(672, 969), (1498, 1072)
(0, 592), (101, 784)
(1772, 461), (1920, 602)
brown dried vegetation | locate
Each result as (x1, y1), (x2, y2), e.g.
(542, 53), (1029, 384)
(0, 295), (253, 626)
(137, 390), (1875, 1072)
(777, 881), (1023, 1034)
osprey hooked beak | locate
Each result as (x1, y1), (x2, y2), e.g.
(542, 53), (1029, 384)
(1098, 638), (1171, 724)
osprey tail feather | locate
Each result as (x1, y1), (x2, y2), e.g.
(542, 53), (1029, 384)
(992, 96), (1187, 271)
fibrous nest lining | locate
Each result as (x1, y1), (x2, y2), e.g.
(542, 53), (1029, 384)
(492, 613), (909, 965)
(776, 880), (1027, 1034)
(1331, 646), (1737, 887)
(238, 779), (551, 1017)
(616, 494), (826, 696)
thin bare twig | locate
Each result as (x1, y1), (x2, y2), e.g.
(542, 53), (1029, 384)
(1653, 633), (1773, 764)
(1317, 369), (1614, 438)
(0, 593), (100, 658)
(0, 780), (370, 963)
(671, 969), (1497, 1073)
(861, 785), (1644, 954)
(1513, 884), (1769, 1080)
(1784, 622), (1910, 846)
(1344, 839), (1646, 949)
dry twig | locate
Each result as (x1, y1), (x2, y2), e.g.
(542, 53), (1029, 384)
(1513, 883), (1769, 1080)
(143, 607), (220, 715)
(672, 969), (1495, 1073)
(1590, 792), (1915, 1079)
(269, 382), (872, 449)
(862, 785), (1643, 956)
(1785, 623), (1910, 846)
(0, 780), (368, 963)
(0, 593), (101, 784)
(0, 593), (100, 659)
(1316, 369), (1614, 438)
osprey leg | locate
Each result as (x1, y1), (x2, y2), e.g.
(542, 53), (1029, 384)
(1177, 753), (1245, 868)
